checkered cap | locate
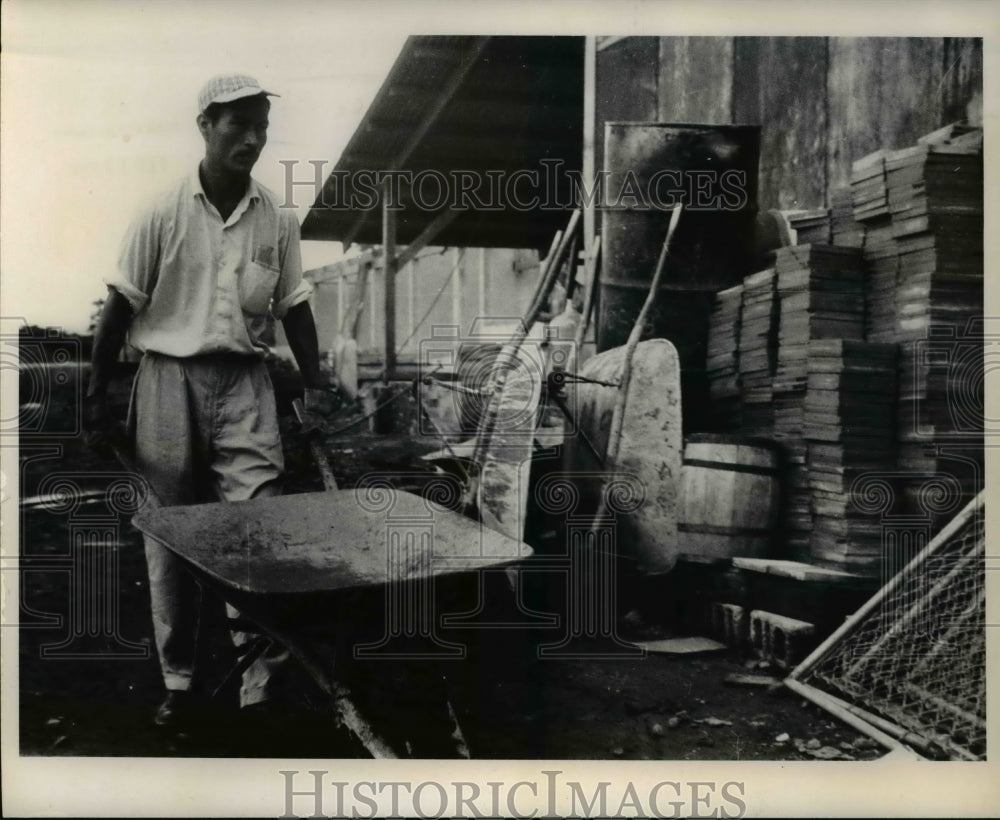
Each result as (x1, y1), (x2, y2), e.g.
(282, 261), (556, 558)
(198, 74), (278, 113)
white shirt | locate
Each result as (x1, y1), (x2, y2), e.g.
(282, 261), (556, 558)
(107, 168), (312, 357)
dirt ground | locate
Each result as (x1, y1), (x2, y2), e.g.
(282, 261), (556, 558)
(15, 365), (884, 762)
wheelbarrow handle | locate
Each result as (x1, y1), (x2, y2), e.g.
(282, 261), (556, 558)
(292, 398), (339, 491)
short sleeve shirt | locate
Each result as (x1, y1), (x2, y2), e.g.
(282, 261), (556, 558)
(107, 168), (312, 357)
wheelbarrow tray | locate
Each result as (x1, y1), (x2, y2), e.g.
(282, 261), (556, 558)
(133, 489), (531, 596)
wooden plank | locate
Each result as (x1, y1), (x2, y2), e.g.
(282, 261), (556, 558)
(732, 557), (862, 584)
(734, 37), (828, 210)
(827, 38), (944, 196)
(879, 38), (946, 147)
(657, 37), (733, 124)
(941, 37), (983, 126)
(394, 208), (461, 271)
(635, 636), (727, 655)
(595, 36), (659, 199)
(731, 36), (762, 126)
(724, 673), (783, 688)
(306, 250), (375, 286)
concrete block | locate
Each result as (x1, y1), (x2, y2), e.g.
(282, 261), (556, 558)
(749, 609), (816, 669)
(709, 602), (748, 648)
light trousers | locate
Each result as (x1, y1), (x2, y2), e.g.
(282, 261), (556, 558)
(130, 352), (289, 706)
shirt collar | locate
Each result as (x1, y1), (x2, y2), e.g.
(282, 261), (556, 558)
(190, 165), (262, 204)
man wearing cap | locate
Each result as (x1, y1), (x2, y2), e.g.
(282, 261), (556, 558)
(85, 74), (330, 730)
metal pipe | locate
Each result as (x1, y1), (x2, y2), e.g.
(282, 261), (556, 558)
(783, 677), (917, 757)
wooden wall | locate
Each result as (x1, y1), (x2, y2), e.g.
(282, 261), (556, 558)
(596, 36), (983, 211)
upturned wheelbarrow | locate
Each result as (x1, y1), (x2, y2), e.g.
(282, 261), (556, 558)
(132, 485), (532, 758)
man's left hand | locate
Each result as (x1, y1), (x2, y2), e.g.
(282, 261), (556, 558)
(300, 386), (340, 433)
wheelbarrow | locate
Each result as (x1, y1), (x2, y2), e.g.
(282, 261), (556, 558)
(132, 486), (532, 758)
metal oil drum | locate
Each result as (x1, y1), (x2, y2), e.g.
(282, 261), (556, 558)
(599, 123), (760, 429)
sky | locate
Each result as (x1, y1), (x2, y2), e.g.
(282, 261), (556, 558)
(2, 0), (407, 332)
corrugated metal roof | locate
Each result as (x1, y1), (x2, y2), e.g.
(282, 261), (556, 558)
(301, 35), (584, 250)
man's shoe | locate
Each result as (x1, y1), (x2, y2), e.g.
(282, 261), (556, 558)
(153, 690), (197, 730)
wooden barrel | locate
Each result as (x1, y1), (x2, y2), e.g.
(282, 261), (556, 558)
(679, 434), (780, 561)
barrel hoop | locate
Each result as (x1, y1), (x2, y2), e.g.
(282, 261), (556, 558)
(682, 458), (779, 477)
(678, 523), (773, 537)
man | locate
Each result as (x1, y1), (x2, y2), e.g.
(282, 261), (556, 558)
(85, 74), (330, 730)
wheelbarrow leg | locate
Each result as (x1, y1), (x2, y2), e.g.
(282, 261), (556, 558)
(211, 634), (272, 701)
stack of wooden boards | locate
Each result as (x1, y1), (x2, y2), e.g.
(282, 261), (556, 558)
(788, 208), (831, 246)
(775, 245), (866, 378)
(709, 123), (983, 575)
(865, 127), (984, 531)
(771, 245), (867, 560)
(831, 187), (865, 248)
(737, 269), (779, 437)
(706, 283), (743, 429)
(804, 340), (898, 570)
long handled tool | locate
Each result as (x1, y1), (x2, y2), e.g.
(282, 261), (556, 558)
(461, 210), (582, 517)
(605, 204), (683, 467)
(573, 235), (601, 357)
(585, 204), (683, 546)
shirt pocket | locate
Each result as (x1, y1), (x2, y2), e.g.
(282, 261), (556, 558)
(239, 257), (281, 315)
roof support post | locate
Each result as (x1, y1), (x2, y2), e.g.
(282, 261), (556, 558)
(582, 35), (597, 287)
(451, 247), (463, 329)
(478, 247), (487, 317)
(382, 187), (397, 379)
(575, 35), (600, 357)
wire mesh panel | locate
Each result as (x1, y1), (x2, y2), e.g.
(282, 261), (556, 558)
(789, 491), (986, 760)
